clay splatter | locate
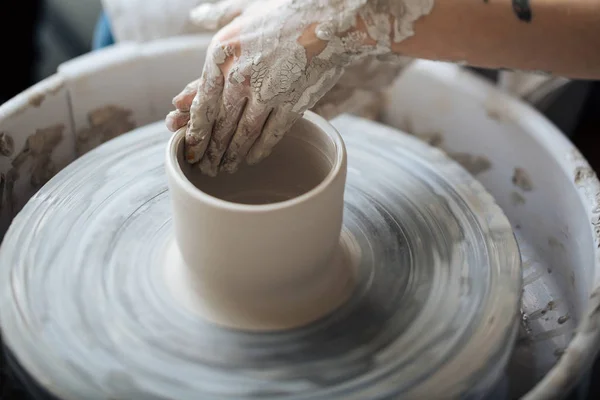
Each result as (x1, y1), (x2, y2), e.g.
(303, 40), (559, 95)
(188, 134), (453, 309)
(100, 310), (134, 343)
(511, 191), (525, 206)
(76, 105), (136, 155)
(12, 125), (65, 187)
(400, 119), (491, 176)
(0, 132), (15, 157)
(0, 125), (65, 214)
(512, 167), (533, 191)
(449, 153), (492, 176)
(512, 0), (532, 22)
(9, 79), (66, 118)
(548, 236), (566, 253)
(28, 93), (45, 107)
(573, 166), (596, 186)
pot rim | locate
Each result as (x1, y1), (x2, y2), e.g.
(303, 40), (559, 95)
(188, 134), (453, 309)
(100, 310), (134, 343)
(165, 110), (346, 213)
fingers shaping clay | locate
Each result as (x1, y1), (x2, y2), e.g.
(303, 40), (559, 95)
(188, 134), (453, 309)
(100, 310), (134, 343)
(0, 113), (521, 399)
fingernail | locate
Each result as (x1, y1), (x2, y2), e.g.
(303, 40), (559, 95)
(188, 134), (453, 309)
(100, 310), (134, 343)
(165, 111), (179, 131)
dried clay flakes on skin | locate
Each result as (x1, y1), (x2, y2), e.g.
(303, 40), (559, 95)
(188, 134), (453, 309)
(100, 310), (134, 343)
(223, 0), (435, 120)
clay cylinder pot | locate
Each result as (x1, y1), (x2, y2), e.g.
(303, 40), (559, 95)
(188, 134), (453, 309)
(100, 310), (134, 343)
(165, 111), (351, 331)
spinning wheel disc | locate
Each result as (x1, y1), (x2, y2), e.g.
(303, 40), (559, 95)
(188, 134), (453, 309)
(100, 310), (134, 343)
(0, 115), (521, 399)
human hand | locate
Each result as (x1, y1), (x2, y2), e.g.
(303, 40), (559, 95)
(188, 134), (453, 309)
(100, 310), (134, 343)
(167, 55), (409, 141)
(188, 0), (411, 120)
(166, 0), (412, 175)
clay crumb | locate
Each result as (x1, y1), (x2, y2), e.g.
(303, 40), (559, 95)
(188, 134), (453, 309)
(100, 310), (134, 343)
(573, 166), (596, 186)
(450, 153), (492, 176)
(28, 92), (45, 107)
(8, 124), (65, 190)
(512, 167), (533, 191)
(557, 315), (570, 325)
(511, 191), (525, 206)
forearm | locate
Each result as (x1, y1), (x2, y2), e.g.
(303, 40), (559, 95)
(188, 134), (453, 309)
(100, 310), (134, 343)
(389, 0), (600, 79)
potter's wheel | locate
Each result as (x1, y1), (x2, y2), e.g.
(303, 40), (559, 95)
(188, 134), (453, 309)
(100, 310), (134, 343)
(0, 115), (521, 399)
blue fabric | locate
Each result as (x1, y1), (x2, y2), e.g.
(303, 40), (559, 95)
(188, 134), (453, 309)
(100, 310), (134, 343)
(92, 12), (115, 50)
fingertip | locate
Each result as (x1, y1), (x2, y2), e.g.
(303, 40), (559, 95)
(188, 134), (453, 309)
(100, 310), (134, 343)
(166, 110), (190, 132)
(165, 111), (178, 132)
(199, 157), (218, 177)
(245, 147), (264, 165)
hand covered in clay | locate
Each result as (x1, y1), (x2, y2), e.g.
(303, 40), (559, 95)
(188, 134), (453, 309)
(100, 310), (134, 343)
(166, 0), (426, 175)
(189, 0), (411, 119)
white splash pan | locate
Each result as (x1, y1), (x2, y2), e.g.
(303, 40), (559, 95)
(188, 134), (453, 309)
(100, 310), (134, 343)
(0, 35), (598, 399)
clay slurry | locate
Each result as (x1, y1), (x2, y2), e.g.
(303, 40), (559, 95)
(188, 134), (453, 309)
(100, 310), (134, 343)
(183, 134), (334, 205)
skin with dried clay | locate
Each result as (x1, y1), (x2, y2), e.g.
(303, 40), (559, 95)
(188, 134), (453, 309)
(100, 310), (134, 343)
(166, 0), (600, 176)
